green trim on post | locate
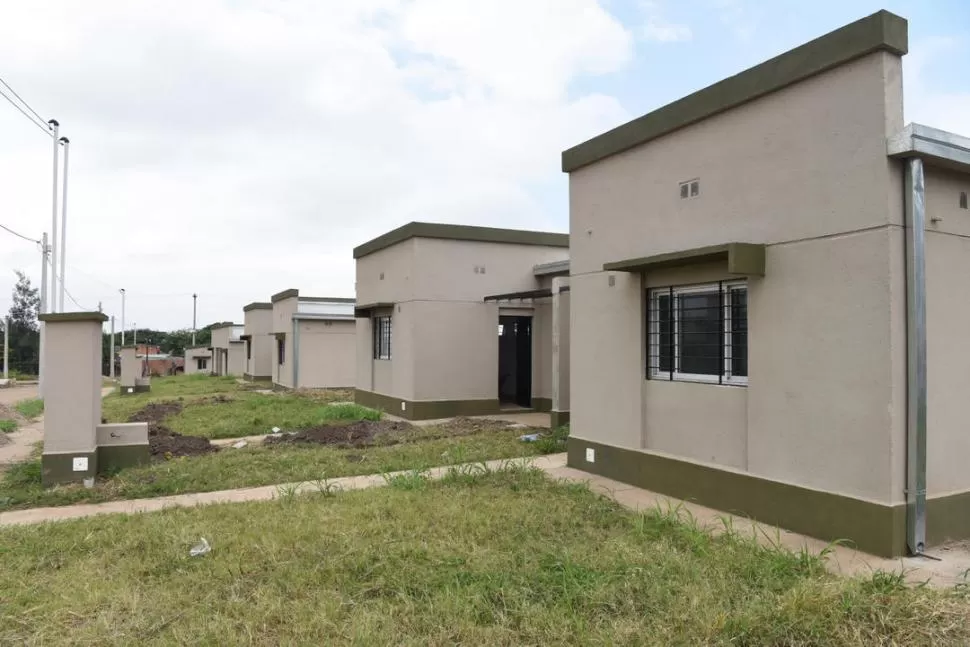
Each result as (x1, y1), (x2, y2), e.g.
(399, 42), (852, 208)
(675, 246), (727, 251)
(353, 222), (568, 259)
(119, 384), (151, 395)
(567, 438), (908, 557)
(41, 451), (97, 486)
(550, 410), (570, 428)
(927, 491), (970, 547)
(354, 389), (502, 421)
(562, 10), (908, 172)
(97, 444), (150, 473)
(531, 397), (552, 412)
(243, 302), (272, 312)
(603, 243), (765, 277)
(271, 289), (299, 303)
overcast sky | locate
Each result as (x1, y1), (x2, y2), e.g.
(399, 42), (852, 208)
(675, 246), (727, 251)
(1, 0), (968, 331)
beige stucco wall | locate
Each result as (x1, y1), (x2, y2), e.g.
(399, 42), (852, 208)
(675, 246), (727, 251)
(244, 308), (274, 378)
(43, 320), (102, 454)
(569, 50), (909, 505)
(272, 297), (297, 387)
(294, 319), (356, 388)
(184, 347), (211, 375)
(227, 342), (246, 377)
(355, 239), (416, 305)
(361, 304), (415, 401)
(119, 347), (140, 387)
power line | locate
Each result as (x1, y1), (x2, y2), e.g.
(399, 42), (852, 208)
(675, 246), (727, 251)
(0, 75), (46, 125)
(0, 85), (51, 136)
(0, 222), (41, 244)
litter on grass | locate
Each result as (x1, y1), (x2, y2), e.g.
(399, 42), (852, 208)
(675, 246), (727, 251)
(190, 537), (211, 557)
(519, 433), (542, 442)
(231, 440), (248, 449)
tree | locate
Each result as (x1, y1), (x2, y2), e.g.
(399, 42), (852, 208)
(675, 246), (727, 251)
(6, 271), (41, 375)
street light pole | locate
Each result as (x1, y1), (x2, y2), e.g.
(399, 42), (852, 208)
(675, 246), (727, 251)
(119, 288), (126, 346)
(58, 136), (69, 312)
(48, 119), (59, 313)
(192, 293), (197, 347)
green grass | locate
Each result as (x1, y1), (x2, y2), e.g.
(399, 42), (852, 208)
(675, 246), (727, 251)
(0, 419), (17, 433)
(13, 398), (43, 420)
(0, 425), (541, 509)
(1, 468), (966, 646)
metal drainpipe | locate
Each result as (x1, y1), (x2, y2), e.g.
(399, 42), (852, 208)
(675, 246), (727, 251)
(905, 157), (928, 556)
(292, 318), (300, 389)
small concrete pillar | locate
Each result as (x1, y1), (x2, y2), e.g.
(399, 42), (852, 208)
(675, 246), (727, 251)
(36, 312), (106, 486)
(119, 346), (150, 395)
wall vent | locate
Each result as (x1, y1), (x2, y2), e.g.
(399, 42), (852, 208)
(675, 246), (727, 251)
(679, 179), (699, 199)
(961, 191), (968, 209)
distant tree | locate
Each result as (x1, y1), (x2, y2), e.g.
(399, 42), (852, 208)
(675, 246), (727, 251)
(6, 271), (41, 375)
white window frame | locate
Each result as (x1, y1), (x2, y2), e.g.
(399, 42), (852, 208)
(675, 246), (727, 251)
(648, 281), (747, 386)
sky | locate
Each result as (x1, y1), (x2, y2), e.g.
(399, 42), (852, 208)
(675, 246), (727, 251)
(1, 0), (968, 331)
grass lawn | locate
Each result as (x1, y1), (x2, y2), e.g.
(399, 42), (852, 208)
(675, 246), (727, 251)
(13, 398), (43, 420)
(1, 467), (967, 646)
(0, 419), (16, 433)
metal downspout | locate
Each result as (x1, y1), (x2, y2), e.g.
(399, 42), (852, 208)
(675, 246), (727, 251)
(292, 318), (300, 389)
(905, 157), (927, 555)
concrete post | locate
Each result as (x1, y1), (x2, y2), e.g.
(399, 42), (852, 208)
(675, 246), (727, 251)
(119, 346), (150, 394)
(36, 312), (105, 485)
(550, 276), (571, 429)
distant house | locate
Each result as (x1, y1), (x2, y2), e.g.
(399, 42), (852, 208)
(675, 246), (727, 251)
(270, 289), (356, 389)
(184, 347), (212, 375)
(241, 302), (273, 381)
(209, 322), (246, 377)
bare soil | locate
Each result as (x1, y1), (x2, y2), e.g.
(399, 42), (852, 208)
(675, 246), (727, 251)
(125, 401), (218, 460)
(263, 420), (411, 449)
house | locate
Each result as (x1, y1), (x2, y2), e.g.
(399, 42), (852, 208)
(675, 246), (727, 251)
(184, 346), (212, 375)
(241, 302), (273, 381)
(209, 322), (246, 377)
(352, 222), (570, 422)
(270, 289), (356, 389)
(563, 10), (970, 557)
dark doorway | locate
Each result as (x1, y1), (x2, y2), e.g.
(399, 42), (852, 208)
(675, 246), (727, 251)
(498, 315), (532, 408)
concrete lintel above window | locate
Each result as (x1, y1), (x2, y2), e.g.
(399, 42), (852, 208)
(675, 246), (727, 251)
(483, 288), (553, 302)
(354, 302), (395, 318)
(602, 243), (765, 276)
(888, 123), (970, 173)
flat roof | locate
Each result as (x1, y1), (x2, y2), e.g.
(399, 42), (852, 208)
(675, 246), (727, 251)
(888, 123), (970, 174)
(353, 221), (568, 259)
(484, 288), (553, 302)
(209, 321), (238, 330)
(270, 289), (299, 303)
(38, 312), (108, 323)
(562, 10), (908, 172)
(533, 259), (570, 277)
(243, 302), (272, 312)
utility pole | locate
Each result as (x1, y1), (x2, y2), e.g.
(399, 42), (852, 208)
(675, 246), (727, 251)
(48, 119), (59, 313)
(119, 288), (126, 345)
(109, 316), (115, 379)
(3, 316), (9, 380)
(192, 293), (198, 346)
(133, 323), (137, 348)
(38, 232), (49, 395)
(58, 136), (70, 312)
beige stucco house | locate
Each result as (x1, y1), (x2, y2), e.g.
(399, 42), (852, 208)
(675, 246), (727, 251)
(209, 322), (246, 377)
(241, 302), (273, 381)
(353, 222), (570, 423)
(184, 346), (212, 375)
(564, 10), (970, 557)
(270, 289), (356, 389)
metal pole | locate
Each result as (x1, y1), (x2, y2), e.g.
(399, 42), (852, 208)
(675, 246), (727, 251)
(192, 293), (197, 346)
(133, 324), (137, 348)
(48, 120), (59, 313)
(3, 316), (9, 380)
(109, 316), (115, 379)
(38, 232), (49, 396)
(905, 157), (927, 556)
(119, 288), (126, 346)
(58, 137), (69, 312)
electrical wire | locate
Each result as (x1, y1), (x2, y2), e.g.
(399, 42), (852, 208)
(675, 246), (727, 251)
(0, 86), (51, 136)
(0, 75), (47, 126)
(0, 222), (41, 244)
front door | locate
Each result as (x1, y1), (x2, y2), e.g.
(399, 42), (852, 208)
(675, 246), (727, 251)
(498, 315), (532, 408)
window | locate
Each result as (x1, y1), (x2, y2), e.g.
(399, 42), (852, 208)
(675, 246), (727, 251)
(679, 179), (700, 199)
(196, 357), (208, 370)
(373, 315), (392, 360)
(246, 340), (252, 360)
(647, 281), (747, 385)
(961, 191), (968, 209)
(277, 338), (285, 365)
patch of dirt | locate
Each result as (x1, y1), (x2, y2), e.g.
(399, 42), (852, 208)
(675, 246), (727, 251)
(125, 401), (218, 460)
(263, 420), (411, 449)
(0, 403), (26, 424)
(427, 417), (536, 437)
(199, 394), (236, 404)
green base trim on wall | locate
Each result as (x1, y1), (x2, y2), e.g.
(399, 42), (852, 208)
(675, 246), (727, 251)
(354, 389), (502, 421)
(567, 437), (908, 557)
(531, 398), (552, 413)
(550, 410), (570, 429)
(243, 373), (272, 382)
(927, 490), (970, 547)
(97, 444), (150, 473)
(41, 451), (97, 487)
(118, 384), (151, 396)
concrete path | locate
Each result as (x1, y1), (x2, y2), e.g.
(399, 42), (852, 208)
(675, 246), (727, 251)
(0, 383), (39, 406)
(0, 454), (567, 526)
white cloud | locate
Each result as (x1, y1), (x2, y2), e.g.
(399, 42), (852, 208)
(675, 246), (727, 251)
(904, 37), (970, 136)
(638, 1), (692, 43)
(0, 0), (632, 329)
(712, 0), (756, 42)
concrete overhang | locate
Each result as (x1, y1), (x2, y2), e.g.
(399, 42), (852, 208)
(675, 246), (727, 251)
(38, 312), (108, 323)
(293, 314), (356, 322)
(354, 302), (394, 317)
(239, 334), (252, 341)
(533, 259), (570, 277)
(353, 221), (569, 259)
(243, 302), (272, 312)
(562, 10), (908, 173)
(484, 288), (554, 302)
(888, 123), (970, 173)
(271, 289), (299, 303)
(604, 243), (766, 276)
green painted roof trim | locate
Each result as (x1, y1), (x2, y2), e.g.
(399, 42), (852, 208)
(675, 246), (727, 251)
(604, 243), (765, 276)
(209, 321), (238, 330)
(271, 289), (299, 303)
(353, 221), (568, 259)
(243, 302), (272, 312)
(299, 296), (356, 303)
(38, 312), (108, 323)
(562, 10), (908, 172)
